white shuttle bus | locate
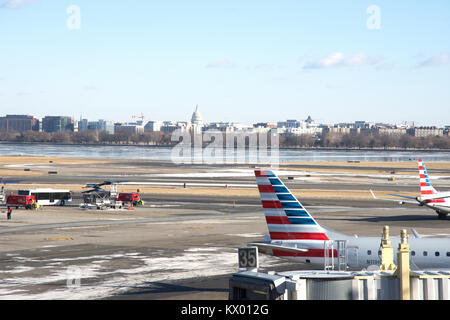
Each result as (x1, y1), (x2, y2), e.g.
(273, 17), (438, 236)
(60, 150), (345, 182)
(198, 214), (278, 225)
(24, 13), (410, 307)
(18, 189), (72, 206)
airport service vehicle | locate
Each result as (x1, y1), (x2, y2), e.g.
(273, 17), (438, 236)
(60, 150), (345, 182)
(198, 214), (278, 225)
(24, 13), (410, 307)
(116, 192), (143, 206)
(81, 181), (114, 210)
(251, 169), (450, 271)
(18, 189), (72, 206)
(0, 179), (20, 203)
(80, 181), (142, 210)
(371, 158), (450, 219)
(6, 194), (37, 209)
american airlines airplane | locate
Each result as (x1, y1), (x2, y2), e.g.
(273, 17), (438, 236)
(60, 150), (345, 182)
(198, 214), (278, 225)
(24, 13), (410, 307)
(250, 169), (450, 271)
(371, 158), (450, 219)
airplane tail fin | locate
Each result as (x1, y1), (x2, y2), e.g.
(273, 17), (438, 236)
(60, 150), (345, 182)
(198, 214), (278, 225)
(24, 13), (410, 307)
(418, 159), (438, 196)
(254, 169), (329, 241)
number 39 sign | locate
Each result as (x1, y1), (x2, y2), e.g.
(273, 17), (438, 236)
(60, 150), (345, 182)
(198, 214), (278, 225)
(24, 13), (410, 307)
(238, 246), (259, 269)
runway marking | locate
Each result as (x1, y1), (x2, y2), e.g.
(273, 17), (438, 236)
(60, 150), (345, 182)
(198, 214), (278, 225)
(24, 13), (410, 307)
(190, 227), (211, 230)
(44, 238), (74, 241)
(57, 226), (110, 230)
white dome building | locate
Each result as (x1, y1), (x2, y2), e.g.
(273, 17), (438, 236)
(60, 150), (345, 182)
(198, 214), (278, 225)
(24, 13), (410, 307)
(191, 105), (203, 125)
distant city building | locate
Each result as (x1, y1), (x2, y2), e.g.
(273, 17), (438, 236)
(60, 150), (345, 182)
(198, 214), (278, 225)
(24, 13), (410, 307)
(206, 122), (246, 132)
(377, 126), (407, 136)
(189, 105), (205, 134)
(42, 116), (73, 133)
(114, 122), (144, 135)
(277, 116), (322, 136)
(144, 120), (163, 132)
(191, 105), (204, 126)
(0, 115), (39, 133)
(251, 122), (278, 134)
(253, 122), (277, 129)
(2, 111), (449, 141)
(97, 119), (114, 134)
(277, 119), (303, 129)
(407, 127), (444, 137)
(155, 105), (207, 134)
(323, 125), (351, 135)
(286, 127), (323, 136)
(354, 121), (373, 129)
(76, 118), (114, 134)
(445, 126), (450, 136)
(78, 118), (89, 132)
(159, 121), (180, 134)
(224, 123), (253, 132)
(87, 121), (100, 131)
(305, 115), (314, 124)
(336, 122), (355, 129)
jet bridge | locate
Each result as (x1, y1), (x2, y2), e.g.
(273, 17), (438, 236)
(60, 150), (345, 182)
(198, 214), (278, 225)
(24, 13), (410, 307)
(231, 228), (450, 300)
(229, 269), (450, 300)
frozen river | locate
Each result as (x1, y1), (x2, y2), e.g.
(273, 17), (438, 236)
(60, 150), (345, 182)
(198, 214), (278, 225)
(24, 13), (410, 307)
(1, 143), (449, 162)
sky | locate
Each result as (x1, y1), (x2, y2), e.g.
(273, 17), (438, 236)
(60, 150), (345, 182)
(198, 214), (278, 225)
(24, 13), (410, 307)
(0, 1), (449, 126)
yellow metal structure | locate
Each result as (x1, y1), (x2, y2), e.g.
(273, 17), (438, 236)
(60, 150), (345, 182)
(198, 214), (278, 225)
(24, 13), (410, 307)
(379, 226), (397, 271)
(394, 229), (411, 300)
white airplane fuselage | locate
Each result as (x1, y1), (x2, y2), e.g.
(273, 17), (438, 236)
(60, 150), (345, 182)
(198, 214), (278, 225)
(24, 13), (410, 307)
(254, 168), (450, 272)
(423, 201), (450, 214)
(271, 236), (450, 271)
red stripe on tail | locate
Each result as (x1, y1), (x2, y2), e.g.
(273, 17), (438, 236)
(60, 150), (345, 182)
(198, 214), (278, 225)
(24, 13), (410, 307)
(265, 216), (290, 224)
(255, 170), (267, 177)
(258, 185), (275, 193)
(262, 201), (283, 209)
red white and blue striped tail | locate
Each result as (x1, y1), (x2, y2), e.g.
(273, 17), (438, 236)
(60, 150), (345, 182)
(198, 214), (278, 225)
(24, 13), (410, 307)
(418, 159), (437, 196)
(255, 169), (329, 241)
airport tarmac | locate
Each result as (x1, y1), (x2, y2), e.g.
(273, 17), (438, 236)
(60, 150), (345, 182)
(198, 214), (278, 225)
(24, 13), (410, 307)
(0, 156), (449, 300)
(0, 199), (448, 300)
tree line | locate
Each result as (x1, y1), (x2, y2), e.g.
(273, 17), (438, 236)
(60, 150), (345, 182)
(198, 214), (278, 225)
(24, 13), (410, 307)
(0, 130), (173, 145)
(280, 132), (450, 149)
(0, 130), (450, 149)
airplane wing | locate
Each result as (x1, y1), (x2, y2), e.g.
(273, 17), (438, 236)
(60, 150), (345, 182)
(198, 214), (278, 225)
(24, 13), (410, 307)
(82, 189), (97, 194)
(369, 190), (417, 204)
(388, 193), (417, 200)
(0, 180), (20, 184)
(411, 229), (422, 238)
(247, 242), (308, 253)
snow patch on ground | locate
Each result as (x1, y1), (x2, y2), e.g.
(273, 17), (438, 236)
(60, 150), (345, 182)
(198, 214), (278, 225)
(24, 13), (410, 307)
(0, 246), (285, 300)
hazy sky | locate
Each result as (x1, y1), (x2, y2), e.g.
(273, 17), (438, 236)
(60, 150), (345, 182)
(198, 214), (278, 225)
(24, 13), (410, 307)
(0, 1), (449, 126)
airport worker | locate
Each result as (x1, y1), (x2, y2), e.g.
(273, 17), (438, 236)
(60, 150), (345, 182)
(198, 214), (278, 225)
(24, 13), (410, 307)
(7, 207), (12, 220)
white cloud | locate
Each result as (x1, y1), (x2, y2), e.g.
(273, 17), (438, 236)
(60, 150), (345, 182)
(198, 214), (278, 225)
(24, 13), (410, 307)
(417, 53), (450, 68)
(303, 52), (380, 69)
(0, 0), (36, 9)
(205, 59), (237, 69)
